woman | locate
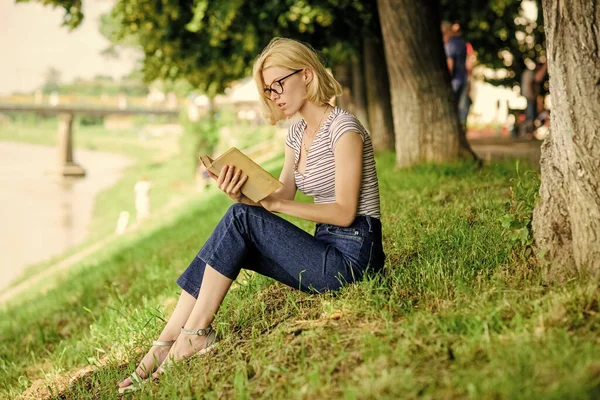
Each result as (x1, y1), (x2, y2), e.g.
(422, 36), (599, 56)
(118, 37), (385, 393)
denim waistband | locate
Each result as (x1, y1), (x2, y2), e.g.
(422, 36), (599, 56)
(316, 215), (382, 237)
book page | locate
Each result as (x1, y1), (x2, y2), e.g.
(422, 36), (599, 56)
(199, 155), (217, 175)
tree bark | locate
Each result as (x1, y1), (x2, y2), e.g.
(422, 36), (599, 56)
(351, 53), (370, 131)
(363, 38), (395, 152)
(532, 0), (600, 279)
(377, 0), (474, 167)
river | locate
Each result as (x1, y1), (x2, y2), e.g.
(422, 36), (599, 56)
(0, 141), (133, 292)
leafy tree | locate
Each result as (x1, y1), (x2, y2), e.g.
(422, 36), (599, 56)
(28, 0), (377, 97)
(26, 0), (545, 90)
(16, 0), (83, 29)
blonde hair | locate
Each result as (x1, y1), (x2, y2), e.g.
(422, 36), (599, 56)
(253, 37), (343, 125)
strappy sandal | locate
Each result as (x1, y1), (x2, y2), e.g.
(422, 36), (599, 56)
(117, 339), (175, 394)
(155, 325), (219, 375)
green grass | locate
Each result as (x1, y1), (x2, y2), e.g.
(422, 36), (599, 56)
(0, 154), (598, 399)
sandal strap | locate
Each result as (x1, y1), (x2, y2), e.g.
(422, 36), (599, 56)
(129, 371), (143, 384)
(152, 339), (176, 346)
(181, 325), (213, 336)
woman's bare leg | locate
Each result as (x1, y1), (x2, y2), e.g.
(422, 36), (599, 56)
(118, 290), (197, 388)
(158, 264), (233, 367)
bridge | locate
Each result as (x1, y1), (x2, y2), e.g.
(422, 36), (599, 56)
(0, 102), (182, 177)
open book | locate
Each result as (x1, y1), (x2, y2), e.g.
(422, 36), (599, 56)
(199, 147), (283, 203)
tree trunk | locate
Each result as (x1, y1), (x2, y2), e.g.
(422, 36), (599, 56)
(351, 53), (370, 131)
(363, 38), (395, 152)
(334, 62), (353, 112)
(532, 0), (600, 279)
(377, 0), (472, 167)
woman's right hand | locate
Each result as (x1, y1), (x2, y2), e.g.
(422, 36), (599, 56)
(208, 165), (248, 203)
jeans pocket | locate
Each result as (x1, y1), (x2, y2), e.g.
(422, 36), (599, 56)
(326, 226), (363, 242)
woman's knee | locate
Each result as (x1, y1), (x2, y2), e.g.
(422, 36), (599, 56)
(225, 202), (251, 219)
(226, 202), (272, 220)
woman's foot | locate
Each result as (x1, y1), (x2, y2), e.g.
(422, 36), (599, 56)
(118, 339), (175, 391)
(153, 326), (217, 378)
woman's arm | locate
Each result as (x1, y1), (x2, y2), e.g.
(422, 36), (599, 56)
(261, 132), (363, 227)
(271, 145), (297, 201)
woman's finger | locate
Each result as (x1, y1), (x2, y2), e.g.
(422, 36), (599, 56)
(216, 165), (228, 187)
(219, 165), (234, 191)
(224, 165), (235, 188)
(225, 168), (242, 194)
(231, 174), (248, 195)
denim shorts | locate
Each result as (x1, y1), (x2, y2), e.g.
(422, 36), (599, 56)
(177, 203), (385, 295)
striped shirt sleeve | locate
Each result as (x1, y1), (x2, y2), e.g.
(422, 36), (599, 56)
(285, 121), (300, 149)
(330, 114), (366, 152)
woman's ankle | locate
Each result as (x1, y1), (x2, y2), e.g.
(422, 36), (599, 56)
(183, 318), (213, 331)
(157, 328), (179, 342)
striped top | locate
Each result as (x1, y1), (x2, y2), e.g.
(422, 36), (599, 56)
(285, 107), (381, 219)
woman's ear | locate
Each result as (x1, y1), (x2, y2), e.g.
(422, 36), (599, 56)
(303, 68), (314, 85)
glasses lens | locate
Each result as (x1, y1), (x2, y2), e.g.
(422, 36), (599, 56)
(272, 81), (284, 94)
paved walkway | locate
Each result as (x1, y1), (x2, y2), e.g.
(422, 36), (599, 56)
(469, 136), (542, 166)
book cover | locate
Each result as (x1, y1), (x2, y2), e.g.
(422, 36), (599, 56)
(199, 147), (283, 203)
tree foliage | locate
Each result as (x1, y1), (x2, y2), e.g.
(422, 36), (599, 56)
(16, 0), (83, 29)
(24, 0), (546, 92)
(97, 0), (377, 97)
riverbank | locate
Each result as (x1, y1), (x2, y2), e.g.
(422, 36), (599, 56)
(0, 118), (194, 290)
(0, 140), (133, 291)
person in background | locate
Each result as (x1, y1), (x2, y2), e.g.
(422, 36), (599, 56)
(441, 21), (468, 127)
(452, 23), (476, 130)
(534, 59), (548, 117)
(521, 59), (548, 137)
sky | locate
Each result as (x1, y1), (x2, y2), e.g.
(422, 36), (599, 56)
(0, 0), (137, 95)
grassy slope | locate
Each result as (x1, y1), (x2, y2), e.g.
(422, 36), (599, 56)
(0, 154), (598, 399)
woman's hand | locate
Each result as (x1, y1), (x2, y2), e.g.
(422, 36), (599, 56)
(259, 195), (280, 212)
(208, 165), (248, 203)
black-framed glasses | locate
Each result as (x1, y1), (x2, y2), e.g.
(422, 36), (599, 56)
(263, 69), (303, 99)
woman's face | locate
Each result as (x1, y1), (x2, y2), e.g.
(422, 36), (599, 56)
(261, 67), (308, 117)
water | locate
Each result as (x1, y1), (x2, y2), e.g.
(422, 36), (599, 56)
(0, 141), (133, 291)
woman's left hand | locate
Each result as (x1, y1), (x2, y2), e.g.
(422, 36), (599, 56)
(260, 195), (280, 212)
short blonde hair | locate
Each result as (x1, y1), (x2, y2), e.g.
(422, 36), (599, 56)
(253, 37), (343, 125)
